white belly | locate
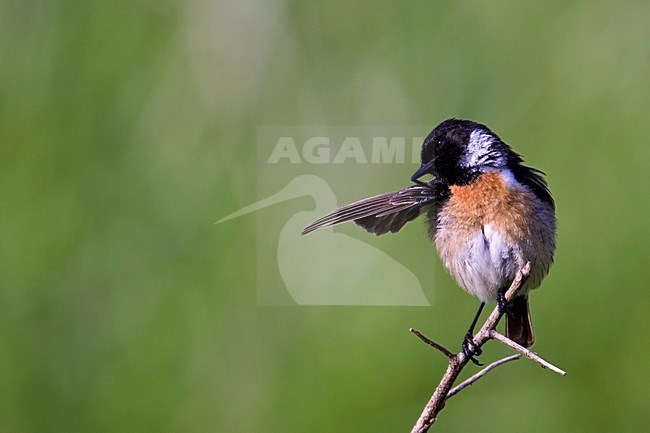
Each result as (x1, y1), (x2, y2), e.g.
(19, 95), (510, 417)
(436, 224), (523, 303)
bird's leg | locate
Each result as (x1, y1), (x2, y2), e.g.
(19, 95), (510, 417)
(497, 287), (515, 318)
(461, 302), (485, 366)
(498, 270), (529, 317)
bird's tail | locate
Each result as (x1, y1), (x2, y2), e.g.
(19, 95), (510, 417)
(506, 296), (535, 348)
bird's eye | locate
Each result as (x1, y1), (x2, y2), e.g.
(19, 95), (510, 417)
(436, 138), (444, 146)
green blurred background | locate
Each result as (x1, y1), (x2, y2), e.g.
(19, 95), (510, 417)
(2, 1), (650, 432)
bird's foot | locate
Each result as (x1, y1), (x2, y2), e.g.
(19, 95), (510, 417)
(497, 291), (515, 318)
(461, 332), (483, 366)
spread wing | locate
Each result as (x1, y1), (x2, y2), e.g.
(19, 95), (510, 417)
(302, 181), (448, 236)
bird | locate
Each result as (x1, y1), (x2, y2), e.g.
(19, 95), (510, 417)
(302, 119), (556, 361)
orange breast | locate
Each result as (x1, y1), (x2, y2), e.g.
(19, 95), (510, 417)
(444, 171), (536, 242)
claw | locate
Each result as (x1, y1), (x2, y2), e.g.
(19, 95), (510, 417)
(461, 332), (484, 366)
(497, 291), (516, 318)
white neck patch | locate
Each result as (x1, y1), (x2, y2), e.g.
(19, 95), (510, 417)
(464, 129), (504, 168)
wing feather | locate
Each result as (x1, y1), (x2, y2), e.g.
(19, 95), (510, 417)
(513, 165), (555, 209)
(302, 182), (448, 236)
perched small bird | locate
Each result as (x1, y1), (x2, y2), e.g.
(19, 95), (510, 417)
(302, 119), (556, 360)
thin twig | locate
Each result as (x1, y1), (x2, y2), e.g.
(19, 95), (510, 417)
(489, 331), (566, 376)
(410, 262), (565, 433)
(446, 354), (521, 399)
(410, 328), (454, 359)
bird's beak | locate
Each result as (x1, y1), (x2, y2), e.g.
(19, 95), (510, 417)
(410, 161), (434, 182)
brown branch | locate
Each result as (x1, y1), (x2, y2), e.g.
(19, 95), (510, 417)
(409, 328), (454, 359)
(409, 262), (566, 433)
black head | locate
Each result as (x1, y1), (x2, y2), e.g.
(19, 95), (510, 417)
(411, 119), (521, 186)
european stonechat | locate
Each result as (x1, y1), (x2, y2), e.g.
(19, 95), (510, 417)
(302, 119), (556, 359)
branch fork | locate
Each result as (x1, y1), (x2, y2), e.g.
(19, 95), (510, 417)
(409, 262), (566, 433)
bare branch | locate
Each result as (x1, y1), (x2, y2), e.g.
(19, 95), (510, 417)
(446, 354), (521, 399)
(409, 262), (565, 433)
(409, 328), (454, 359)
(488, 331), (566, 376)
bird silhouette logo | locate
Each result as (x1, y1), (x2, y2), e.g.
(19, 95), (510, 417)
(217, 175), (430, 306)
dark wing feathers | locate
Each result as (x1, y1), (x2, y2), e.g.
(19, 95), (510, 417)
(302, 182), (447, 236)
(513, 165), (555, 209)
(355, 204), (422, 235)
